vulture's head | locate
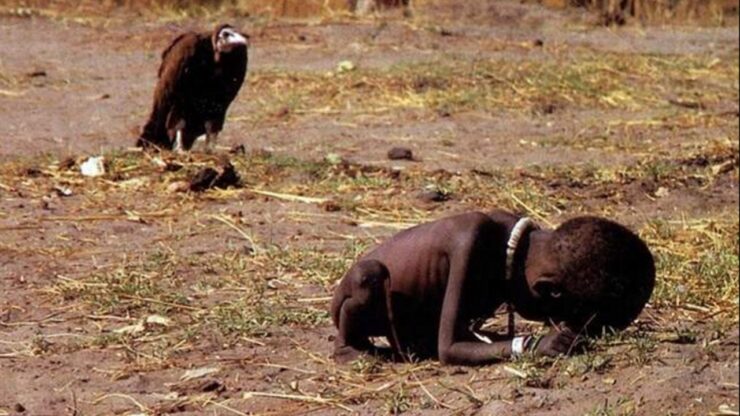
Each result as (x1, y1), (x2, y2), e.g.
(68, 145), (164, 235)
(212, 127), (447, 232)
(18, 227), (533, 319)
(213, 25), (249, 54)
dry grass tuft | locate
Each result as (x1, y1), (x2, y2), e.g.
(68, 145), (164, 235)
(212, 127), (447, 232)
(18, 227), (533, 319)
(237, 53), (738, 125)
(2, 0), (737, 22)
(0, 0), (352, 19)
(540, 0), (739, 25)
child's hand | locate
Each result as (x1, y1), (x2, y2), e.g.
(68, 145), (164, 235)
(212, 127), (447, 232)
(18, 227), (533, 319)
(534, 326), (579, 357)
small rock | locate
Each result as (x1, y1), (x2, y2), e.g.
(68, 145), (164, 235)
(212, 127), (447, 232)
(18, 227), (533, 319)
(27, 70), (46, 78)
(418, 189), (450, 203)
(24, 167), (43, 177)
(534, 102), (558, 115)
(14, 403), (25, 413)
(437, 108), (452, 118)
(533, 38), (544, 47)
(542, 103), (557, 114)
(213, 162), (241, 189)
(322, 200), (342, 212)
(387, 147), (414, 161)
(188, 161), (241, 192)
(189, 168), (219, 192)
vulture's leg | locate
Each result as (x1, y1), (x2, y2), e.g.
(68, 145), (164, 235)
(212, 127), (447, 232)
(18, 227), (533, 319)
(173, 130), (185, 154)
(204, 132), (219, 153)
(169, 117), (187, 153)
(204, 120), (221, 153)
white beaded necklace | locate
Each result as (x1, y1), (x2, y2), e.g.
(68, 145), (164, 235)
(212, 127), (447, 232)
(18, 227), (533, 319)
(473, 217), (534, 344)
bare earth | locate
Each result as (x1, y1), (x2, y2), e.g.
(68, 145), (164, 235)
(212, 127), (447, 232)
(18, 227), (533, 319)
(0, 1), (738, 415)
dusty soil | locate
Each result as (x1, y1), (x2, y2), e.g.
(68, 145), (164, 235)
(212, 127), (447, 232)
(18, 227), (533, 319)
(0, 1), (738, 415)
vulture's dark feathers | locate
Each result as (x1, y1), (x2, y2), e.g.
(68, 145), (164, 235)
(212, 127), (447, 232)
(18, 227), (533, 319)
(137, 24), (249, 151)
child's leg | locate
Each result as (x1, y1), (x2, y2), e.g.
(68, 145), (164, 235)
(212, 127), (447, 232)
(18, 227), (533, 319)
(332, 259), (390, 363)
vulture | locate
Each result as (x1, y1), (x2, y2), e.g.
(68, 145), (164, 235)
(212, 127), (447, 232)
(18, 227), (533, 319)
(137, 24), (249, 152)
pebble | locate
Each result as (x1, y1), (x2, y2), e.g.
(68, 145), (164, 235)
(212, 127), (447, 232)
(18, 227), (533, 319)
(387, 147), (414, 161)
(418, 189), (449, 203)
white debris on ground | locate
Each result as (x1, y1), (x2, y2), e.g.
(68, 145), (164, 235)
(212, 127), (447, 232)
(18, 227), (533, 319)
(80, 156), (105, 177)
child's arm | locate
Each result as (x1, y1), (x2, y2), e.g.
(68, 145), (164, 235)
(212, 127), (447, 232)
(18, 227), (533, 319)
(436, 236), (514, 365)
(438, 311), (580, 364)
(436, 233), (578, 365)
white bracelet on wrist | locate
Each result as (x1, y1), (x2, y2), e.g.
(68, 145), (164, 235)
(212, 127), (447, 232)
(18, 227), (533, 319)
(511, 336), (526, 356)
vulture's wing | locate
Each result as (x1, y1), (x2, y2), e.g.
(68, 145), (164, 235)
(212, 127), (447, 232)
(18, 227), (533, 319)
(141, 32), (208, 148)
(158, 33), (190, 78)
(152, 32), (203, 120)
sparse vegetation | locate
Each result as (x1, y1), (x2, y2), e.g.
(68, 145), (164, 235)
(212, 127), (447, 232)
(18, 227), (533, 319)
(0, 0), (737, 414)
(236, 53), (738, 124)
(540, 0), (738, 25)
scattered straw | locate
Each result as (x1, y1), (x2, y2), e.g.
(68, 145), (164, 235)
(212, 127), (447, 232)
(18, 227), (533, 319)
(209, 214), (262, 254)
(92, 393), (149, 412)
(242, 391), (353, 412)
(249, 188), (329, 204)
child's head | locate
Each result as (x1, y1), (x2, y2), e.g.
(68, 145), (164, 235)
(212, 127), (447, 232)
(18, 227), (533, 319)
(524, 216), (655, 333)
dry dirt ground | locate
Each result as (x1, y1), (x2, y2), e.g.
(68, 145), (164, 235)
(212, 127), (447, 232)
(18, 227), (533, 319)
(0, 1), (738, 415)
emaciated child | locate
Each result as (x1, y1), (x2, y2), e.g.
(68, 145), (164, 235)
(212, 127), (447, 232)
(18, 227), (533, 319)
(331, 210), (655, 365)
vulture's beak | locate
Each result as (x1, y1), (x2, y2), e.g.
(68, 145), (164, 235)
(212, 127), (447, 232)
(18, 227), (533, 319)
(228, 32), (248, 47)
